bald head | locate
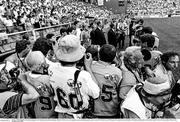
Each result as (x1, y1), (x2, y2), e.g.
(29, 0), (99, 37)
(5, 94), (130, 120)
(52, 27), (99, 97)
(25, 51), (45, 71)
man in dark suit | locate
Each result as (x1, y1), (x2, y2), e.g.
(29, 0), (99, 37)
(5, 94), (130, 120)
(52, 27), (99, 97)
(93, 21), (106, 47)
(108, 23), (117, 48)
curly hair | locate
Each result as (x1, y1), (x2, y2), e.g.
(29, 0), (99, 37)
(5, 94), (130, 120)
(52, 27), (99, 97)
(15, 39), (31, 53)
(32, 38), (52, 56)
(140, 34), (155, 48)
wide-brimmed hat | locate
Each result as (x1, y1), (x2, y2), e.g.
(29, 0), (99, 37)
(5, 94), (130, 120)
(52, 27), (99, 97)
(143, 77), (171, 95)
(54, 35), (85, 62)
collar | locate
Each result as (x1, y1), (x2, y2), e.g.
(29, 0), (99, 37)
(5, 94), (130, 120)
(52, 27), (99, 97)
(98, 60), (111, 66)
(157, 64), (168, 74)
(29, 72), (42, 78)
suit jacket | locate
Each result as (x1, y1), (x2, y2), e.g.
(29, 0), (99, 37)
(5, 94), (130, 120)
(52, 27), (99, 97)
(93, 27), (106, 47)
(90, 30), (96, 45)
(108, 29), (117, 47)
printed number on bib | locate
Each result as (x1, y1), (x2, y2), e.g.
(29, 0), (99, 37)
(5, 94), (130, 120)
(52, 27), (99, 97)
(56, 87), (82, 110)
(39, 97), (52, 110)
(101, 84), (113, 102)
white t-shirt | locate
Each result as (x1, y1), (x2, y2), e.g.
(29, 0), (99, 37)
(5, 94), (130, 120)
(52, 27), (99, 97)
(48, 63), (100, 114)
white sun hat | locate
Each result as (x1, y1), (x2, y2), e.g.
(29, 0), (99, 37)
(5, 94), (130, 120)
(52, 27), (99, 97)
(54, 35), (85, 62)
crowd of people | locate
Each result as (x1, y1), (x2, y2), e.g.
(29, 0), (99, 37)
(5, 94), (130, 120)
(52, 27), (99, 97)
(0, 0), (180, 120)
(0, 12), (180, 119)
(127, 0), (179, 17)
(0, 0), (112, 33)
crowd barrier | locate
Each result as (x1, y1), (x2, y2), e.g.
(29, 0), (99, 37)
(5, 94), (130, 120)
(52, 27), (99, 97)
(0, 22), (72, 61)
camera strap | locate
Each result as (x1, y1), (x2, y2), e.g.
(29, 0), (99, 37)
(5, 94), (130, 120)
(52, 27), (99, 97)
(73, 70), (84, 113)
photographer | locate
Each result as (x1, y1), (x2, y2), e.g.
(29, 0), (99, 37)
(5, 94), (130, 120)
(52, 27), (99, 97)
(0, 61), (40, 118)
(131, 19), (144, 45)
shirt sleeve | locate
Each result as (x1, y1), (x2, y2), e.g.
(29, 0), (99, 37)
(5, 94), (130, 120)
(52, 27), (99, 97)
(2, 93), (23, 115)
(121, 70), (137, 87)
(123, 108), (140, 118)
(81, 71), (100, 99)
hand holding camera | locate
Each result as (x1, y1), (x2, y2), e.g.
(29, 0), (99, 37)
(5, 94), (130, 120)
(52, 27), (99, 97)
(84, 53), (93, 70)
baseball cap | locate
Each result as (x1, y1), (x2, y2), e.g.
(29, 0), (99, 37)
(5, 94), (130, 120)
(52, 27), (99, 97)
(54, 35), (85, 62)
(143, 77), (171, 95)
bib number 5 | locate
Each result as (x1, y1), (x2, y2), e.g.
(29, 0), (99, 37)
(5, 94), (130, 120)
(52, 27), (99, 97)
(101, 84), (113, 102)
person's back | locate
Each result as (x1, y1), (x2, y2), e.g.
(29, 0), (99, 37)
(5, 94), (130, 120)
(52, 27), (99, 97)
(25, 72), (57, 118)
(50, 64), (98, 113)
(24, 51), (57, 118)
(49, 35), (100, 118)
(91, 44), (122, 118)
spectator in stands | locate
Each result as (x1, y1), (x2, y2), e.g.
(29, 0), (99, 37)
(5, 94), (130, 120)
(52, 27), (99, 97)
(91, 44), (122, 118)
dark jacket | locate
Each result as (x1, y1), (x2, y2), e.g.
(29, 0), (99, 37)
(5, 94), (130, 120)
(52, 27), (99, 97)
(93, 27), (106, 47)
(108, 28), (117, 47)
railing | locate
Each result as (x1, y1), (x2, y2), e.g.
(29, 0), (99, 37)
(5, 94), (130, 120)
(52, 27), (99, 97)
(0, 22), (72, 60)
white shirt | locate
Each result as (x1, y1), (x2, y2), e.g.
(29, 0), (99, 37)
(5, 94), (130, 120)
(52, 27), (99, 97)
(76, 28), (81, 41)
(153, 64), (173, 85)
(49, 63), (100, 114)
